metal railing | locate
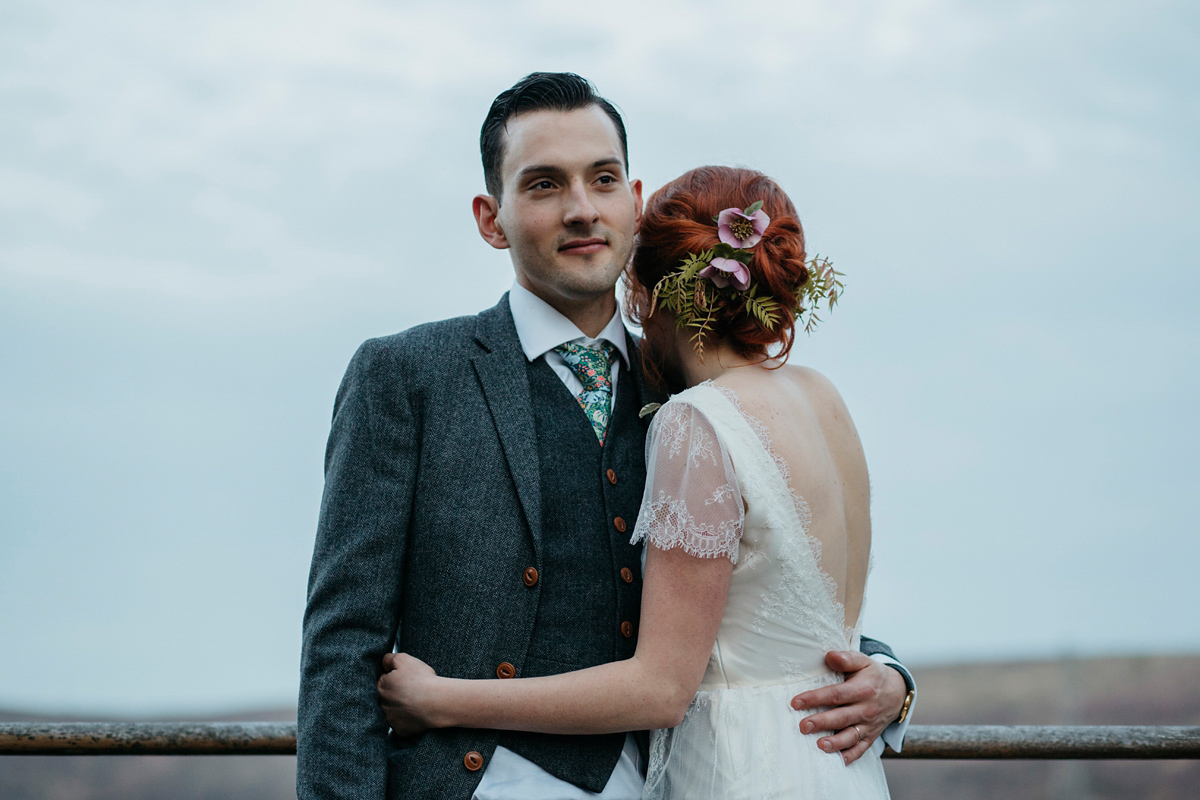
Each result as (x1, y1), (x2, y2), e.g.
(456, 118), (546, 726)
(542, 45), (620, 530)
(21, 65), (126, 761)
(2, 723), (1199, 759)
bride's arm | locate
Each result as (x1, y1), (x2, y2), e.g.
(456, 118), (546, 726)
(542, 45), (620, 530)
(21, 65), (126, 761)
(378, 542), (733, 735)
(379, 400), (740, 735)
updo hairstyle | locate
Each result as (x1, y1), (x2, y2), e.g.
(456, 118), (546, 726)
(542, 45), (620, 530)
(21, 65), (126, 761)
(626, 166), (809, 381)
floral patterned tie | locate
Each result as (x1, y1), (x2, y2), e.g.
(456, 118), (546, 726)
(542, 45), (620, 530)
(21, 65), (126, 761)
(554, 341), (619, 444)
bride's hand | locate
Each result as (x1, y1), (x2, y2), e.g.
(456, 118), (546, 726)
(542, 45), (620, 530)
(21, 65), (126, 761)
(377, 652), (442, 737)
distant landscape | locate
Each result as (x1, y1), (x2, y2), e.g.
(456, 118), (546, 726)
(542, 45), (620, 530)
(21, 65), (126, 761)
(2, 654), (1197, 800)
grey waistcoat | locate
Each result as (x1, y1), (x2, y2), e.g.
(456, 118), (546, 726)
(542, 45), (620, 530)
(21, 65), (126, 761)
(496, 356), (648, 791)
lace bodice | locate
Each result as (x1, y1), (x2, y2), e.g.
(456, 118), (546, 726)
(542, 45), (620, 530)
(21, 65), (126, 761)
(630, 381), (863, 688)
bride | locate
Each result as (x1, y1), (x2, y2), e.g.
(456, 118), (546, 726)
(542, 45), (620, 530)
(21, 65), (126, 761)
(377, 166), (892, 799)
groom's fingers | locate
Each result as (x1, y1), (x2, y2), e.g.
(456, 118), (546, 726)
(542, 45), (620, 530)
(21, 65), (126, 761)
(815, 725), (870, 756)
(790, 650), (877, 711)
(836, 735), (874, 765)
(790, 678), (872, 712)
(823, 649), (874, 674)
(799, 702), (881, 738)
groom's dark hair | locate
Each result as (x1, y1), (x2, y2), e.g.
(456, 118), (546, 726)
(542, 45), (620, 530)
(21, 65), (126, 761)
(481, 72), (628, 200)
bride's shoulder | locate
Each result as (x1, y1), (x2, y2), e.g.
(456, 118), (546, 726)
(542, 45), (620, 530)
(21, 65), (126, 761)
(717, 364), (855, 429)
(785, 364), (844, 403)
(780, 365), (862, 445)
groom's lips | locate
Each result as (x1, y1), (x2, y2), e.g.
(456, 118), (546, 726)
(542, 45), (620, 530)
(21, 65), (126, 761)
(559, 238), (607, 255)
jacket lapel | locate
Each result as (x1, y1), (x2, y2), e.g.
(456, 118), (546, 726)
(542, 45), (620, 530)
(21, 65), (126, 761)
(472, 295), (543, 558)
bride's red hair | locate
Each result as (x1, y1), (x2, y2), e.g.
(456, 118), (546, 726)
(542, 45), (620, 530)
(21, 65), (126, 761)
(626, 167), (809, 387)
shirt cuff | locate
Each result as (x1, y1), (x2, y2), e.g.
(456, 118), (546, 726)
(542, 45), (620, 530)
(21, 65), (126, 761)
(868, 653), (915, 754)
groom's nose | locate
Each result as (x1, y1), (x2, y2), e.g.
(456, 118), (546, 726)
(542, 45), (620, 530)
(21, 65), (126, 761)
(562, 180), (600, 227)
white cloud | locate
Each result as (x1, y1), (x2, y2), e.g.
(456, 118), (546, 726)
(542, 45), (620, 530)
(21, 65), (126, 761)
(0, 231), (377, 299)
(0, 167), (103, 227)
(7, 0), (1174, 191)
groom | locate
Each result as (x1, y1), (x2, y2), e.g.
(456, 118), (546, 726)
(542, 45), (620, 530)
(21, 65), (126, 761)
(298, 72), (914, 799)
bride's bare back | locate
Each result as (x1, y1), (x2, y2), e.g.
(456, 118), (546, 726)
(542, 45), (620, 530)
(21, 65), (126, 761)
(712, 363), (871, 633)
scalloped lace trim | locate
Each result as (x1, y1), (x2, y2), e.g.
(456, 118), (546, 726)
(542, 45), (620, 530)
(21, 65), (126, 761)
(631, 490), (741, 563)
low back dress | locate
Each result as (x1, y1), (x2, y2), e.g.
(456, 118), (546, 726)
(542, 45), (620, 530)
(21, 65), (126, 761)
(630, 381), (891, 800)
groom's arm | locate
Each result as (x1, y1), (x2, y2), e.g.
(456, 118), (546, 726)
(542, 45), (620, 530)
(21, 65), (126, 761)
(298, 339), (419, 800)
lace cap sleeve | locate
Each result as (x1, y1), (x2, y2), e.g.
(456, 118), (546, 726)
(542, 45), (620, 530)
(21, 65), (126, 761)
(630, 400), (744, 563)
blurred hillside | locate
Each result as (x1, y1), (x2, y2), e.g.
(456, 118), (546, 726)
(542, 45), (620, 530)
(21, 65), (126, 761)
(886, 654), (1200, 800)
(1, 655), (1197, 799)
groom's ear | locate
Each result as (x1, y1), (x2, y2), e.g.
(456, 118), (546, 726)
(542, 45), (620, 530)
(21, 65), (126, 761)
(473, 194), (509, 250)
(631, 178), (644, 226)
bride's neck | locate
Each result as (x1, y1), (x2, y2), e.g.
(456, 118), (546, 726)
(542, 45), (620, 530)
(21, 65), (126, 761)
(678, 337), (762, 387)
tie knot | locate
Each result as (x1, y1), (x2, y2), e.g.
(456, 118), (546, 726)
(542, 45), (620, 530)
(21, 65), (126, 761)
(554, 341), (618, 392)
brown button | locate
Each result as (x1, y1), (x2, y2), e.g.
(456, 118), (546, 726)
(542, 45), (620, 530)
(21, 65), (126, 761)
(606, 468), (617, 485)
(463, 750), (484, 771)
(613, 516), (627, 533)
(620, 567), (634, 584)
(523, 566), (539, 587)
(620, 620), (634, 638)
(496, 661), (516, 679)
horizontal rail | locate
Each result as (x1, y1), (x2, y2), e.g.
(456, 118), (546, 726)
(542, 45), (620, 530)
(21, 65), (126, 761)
(896, 725), (1200, 759)
(1, 723), (1198, 759)
(0, 723), (296, 756)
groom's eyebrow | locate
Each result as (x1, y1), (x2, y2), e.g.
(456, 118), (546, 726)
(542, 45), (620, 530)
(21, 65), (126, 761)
(517, 164), (565, 181)
(516, 158), (626, 182)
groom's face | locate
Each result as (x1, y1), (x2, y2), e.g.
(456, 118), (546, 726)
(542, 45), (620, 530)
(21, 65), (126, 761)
(486, 106), (643, 311)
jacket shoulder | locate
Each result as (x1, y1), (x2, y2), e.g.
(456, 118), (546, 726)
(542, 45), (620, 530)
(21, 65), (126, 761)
(346, 313), (482, 376)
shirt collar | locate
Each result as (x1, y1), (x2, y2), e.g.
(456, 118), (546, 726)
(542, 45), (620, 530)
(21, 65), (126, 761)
(508, 280), (630, 367)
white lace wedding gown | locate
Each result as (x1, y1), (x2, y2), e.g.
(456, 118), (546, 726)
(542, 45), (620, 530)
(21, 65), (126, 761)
(630, 381), (891, 800)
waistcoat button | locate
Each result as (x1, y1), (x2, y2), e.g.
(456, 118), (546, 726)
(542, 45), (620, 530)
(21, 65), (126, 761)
(463, 751), (484, 771)
(620, 567), (634, 584)
(606, 468), (617, 485)
(620, 620), (634, 638)
(613, 516), (627, 533)
(523, 566), (539, 587)
(496, 661), (516, 679)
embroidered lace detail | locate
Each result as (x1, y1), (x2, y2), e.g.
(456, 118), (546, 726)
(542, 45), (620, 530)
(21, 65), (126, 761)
(706, 484), (737, 505)
(632, 491), (743, 563)
(710, 384), (791, 481)
(630, 401), (743, 563)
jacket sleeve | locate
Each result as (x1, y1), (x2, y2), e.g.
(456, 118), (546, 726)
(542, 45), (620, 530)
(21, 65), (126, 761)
(858, 636), (915, 693)
(297, 339), (420, 799)
(859, 635), (917, 753)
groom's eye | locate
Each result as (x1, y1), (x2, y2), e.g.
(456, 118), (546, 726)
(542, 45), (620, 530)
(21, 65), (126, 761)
(530, 179), (556, 191)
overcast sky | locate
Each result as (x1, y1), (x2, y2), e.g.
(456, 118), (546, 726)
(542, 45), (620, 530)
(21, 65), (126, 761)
(2, 0), (1197, 715)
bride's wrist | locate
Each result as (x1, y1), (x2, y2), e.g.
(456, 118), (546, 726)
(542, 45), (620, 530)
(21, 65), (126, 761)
(423, 677), (459, 729)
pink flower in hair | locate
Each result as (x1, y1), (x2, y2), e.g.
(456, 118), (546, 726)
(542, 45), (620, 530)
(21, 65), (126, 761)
(698, 257), (752, 291)
(717, 202), (770, 249)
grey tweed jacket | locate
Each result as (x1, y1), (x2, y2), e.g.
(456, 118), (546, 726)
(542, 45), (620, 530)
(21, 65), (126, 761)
(298, 294), (658, 799)
(297, 294), (905, 800)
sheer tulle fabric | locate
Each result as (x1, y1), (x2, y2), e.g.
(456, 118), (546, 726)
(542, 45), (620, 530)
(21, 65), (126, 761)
(630, 383), (889, 800)
(629, 403), (744, 562)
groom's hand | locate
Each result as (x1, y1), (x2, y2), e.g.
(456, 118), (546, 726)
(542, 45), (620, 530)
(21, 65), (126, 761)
(789, 650), (906, 765)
